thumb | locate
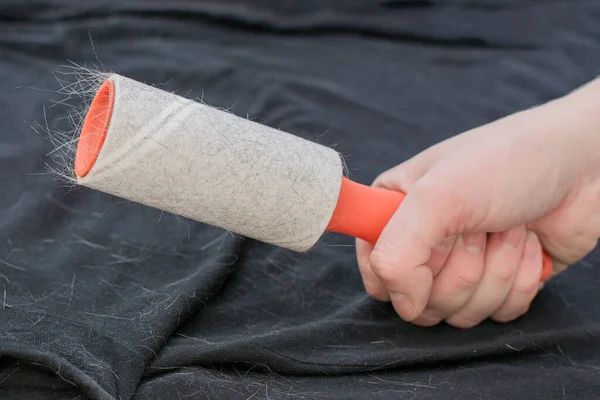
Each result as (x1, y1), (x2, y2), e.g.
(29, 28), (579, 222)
(373, 152), (437, 193)
(369, 180), (463, 321)
(373, 135), (456, 192)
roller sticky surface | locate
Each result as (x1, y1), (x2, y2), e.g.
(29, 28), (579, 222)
(75, 74), (343, 251)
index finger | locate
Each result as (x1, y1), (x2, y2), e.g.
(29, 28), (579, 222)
(368, 183), (456, 321)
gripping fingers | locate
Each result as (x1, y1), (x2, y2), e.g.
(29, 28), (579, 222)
(491, 231), (543, 323)
(426, 235), (457, 277)
(412, 232), (487, 326)
(445, 227), (526, 328)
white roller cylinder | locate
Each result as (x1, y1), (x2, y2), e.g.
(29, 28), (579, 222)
(75, 74), (344, 251)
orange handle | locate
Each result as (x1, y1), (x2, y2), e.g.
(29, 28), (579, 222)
(326, 177), (552, 281)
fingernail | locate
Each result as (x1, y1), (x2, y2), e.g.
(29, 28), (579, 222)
(390, 292), (416, 321)
(523, 231), (539, 261)
(464, 233), (485, 254)
(500, 227), (524, 249)
(416, 311), (441, 326)
(436, 236), (455, 252)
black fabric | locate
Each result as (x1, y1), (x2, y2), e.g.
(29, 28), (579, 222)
(1, 1), (600, 399)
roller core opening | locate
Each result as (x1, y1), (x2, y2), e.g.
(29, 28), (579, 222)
(74, 79), (115, 177)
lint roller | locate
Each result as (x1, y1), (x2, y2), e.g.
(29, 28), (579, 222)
(73, 74), (553, 281)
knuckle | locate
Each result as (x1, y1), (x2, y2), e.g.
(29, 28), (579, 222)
(447, 314), (480, 329)
(369, 257), (396, 284)
(512, 279), (539, 296)
(452, 265), (482, 290)
(491, 313), (514, 324)
(489, 265), (517, 286)
(412, 316), (441, 327)
(493, 306), (530, 323)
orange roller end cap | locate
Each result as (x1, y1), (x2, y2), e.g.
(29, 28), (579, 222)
(74, 79), (115, 178)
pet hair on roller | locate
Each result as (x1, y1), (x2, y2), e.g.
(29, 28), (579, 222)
(73, 73), (553, 280)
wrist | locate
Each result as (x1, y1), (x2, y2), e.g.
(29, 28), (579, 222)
(549, 77), (600, 181)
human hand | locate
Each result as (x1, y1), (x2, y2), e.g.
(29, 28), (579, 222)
(356, 79), (600, 328)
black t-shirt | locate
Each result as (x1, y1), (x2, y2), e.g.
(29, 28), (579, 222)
(1, 1), (600, 399)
